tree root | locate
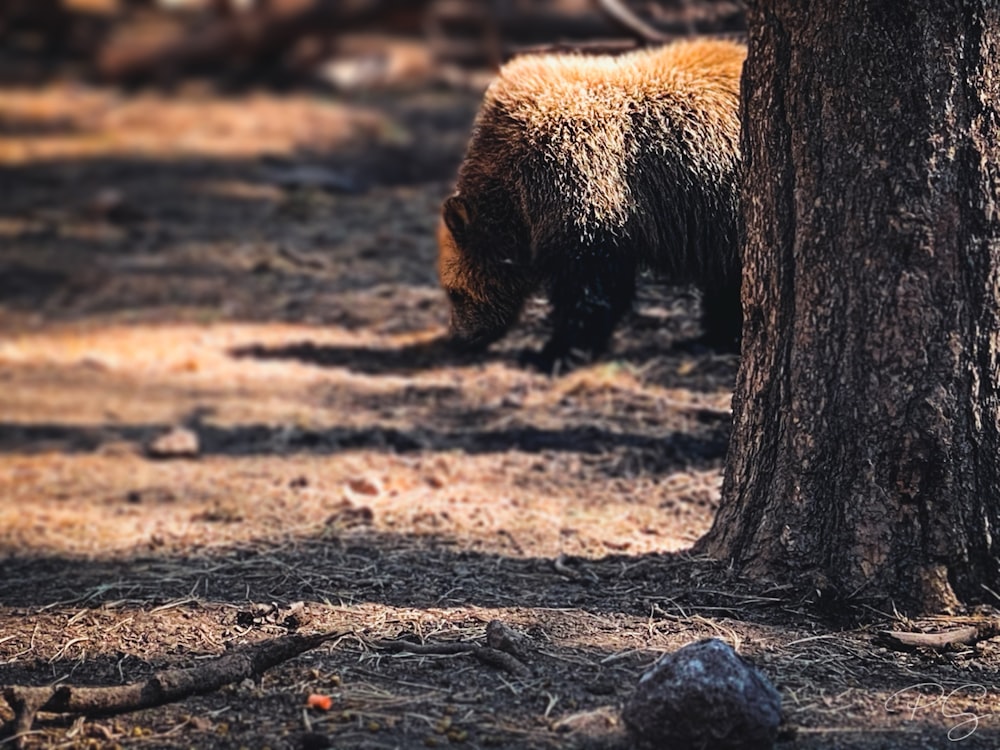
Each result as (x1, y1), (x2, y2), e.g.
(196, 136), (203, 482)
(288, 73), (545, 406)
(1, 630), (344, 748)
(374, 620), (532, 678)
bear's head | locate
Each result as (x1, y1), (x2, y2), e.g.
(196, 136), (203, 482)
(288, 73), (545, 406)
(437, 194), (535, 351)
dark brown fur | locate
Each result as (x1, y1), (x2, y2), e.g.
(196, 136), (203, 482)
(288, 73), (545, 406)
(438, 39), (746, 371)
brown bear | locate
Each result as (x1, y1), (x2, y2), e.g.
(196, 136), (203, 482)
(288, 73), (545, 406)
(438, 38), (746, 372)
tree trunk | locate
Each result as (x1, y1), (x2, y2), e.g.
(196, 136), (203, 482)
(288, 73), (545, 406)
(697, 0), (1000, 614)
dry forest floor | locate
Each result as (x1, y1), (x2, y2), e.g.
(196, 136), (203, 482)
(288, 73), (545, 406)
(1, 76), (999, 750)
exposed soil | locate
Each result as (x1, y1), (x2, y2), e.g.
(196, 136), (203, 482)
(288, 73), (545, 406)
(2, 64), (1000, 750)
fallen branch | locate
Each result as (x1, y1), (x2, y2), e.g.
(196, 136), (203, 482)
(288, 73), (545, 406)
(876, 622), (999, 651)
(514, 38), (644, 58)
(1, 630), (344, 747)
(374, 620), (531, 678)
(595, 0), (671, 43)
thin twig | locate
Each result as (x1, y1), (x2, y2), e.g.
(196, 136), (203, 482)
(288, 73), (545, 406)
(372, 621), (532, 678)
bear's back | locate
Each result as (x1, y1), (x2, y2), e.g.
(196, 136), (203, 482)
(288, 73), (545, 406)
(487, 39), (744, 128)
(460, 39), (745, 254)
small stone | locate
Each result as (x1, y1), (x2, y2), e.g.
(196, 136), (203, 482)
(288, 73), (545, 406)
(623, 638), (782, 750)
(297, 732), (332, 750)
(485, 620), (531, 655)
(346, 476), (381, 496)
(88, 187), (145, 223)
(146, 426), (199, 459)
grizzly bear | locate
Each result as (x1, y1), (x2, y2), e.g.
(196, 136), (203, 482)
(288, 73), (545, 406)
(438, 38), (746, 372)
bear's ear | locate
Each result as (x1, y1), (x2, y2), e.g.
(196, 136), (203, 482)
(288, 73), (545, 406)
(442, 195), (472, 238)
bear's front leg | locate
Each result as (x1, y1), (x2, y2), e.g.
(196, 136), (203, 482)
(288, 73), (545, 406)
(523, 253), (636, 374)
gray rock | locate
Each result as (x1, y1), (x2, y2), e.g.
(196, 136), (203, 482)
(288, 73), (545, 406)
(623, 638), (781, 750)
(146, 426), (200, 459)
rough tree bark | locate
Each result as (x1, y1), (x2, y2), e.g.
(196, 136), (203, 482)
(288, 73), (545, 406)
(697, 1), (1000, 613)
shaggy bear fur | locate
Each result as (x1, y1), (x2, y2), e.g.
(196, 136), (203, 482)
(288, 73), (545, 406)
(438, 38), (746, 371)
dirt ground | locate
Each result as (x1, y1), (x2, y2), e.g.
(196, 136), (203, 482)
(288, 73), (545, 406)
(2, 63), (1000, 750)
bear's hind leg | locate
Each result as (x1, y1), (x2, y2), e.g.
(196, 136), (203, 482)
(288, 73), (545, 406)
(698, 275), (743, 352)
(525, 251), (637, 373)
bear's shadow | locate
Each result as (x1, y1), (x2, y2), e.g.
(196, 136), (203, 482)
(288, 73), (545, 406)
(229, 337), (516, 375)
